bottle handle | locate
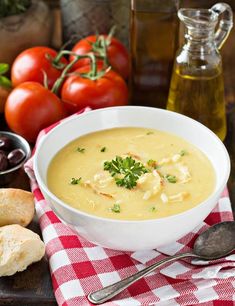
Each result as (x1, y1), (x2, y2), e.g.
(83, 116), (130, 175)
(211, 3), (233, 50)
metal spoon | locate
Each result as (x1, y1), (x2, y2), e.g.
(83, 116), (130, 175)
(88, 221), (235, 304)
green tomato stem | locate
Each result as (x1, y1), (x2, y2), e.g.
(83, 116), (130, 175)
(51, 52), (99, 95)
(89, 52), (97, 78)
(52, 50), (79, 68)
(106, 25), (116, 45)
(51, 56), (78, 95)
(99, 35), (109, 67)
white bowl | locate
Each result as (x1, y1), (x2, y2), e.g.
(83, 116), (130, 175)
(34, 106), (230, 251)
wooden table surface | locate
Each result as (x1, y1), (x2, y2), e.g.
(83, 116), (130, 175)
(0, 3), (235, 304)
(0, 118), (57, 305)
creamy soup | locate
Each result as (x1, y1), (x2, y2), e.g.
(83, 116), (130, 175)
(47, 128), (215, 220)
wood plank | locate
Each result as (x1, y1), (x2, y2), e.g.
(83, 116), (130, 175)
(0, 114), (57, 305)
(0, 216), (56, 305)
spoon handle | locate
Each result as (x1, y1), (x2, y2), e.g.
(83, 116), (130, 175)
(88, 252), (196, 304)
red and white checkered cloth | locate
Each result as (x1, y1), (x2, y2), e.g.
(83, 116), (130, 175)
(25, 109), (235, 306)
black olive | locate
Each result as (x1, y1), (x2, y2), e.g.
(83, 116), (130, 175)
(7, 148), (26, 167)
(0, 151), (8, 171)
(0, 136), (13, 151)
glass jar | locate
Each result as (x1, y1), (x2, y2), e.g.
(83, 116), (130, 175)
(167, 3), (233, 141)
(129, 0), (180, 109)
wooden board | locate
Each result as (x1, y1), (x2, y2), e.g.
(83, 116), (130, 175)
(0, 216), (56, 305)
(0, 119), (56, 305)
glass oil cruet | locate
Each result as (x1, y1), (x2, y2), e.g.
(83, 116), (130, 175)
(167, 3), (233, 141)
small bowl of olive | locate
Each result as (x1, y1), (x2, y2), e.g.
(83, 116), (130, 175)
(0, 131), (31, 186)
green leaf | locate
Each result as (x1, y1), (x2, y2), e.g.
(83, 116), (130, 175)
(150, 206), (157, 212)
(0, 0), (31, 18)
(100, 147), (106, 152)
(165, 174), (177, 183)
(180, 150), (187, 156)
(70, 177), (82, 185)
(104, 156), (148, 189)
(0, 76), (12, 88)
(147, 159), (158, 168)
(0, 63), (9, 75)
(111, 203), (121, 213)
(77, 147), (85, 153)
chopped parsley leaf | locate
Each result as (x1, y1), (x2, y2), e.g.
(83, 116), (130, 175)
(165, 174), (177, 183)
(146, 131), (154, 135)
(180, 150), (187, 156)
(70, 177), (82, 185)
(77, 147), (85, 153)
(111, 203), (121, 213)
(150, 206), (157, 212)
(147, 159), (158, 168)
(101, 146), (106, 152)
(104, 156), (148, 189)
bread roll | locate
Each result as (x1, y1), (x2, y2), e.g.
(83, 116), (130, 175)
(0, 224), (45, 276)
(0, 188), (35, 227)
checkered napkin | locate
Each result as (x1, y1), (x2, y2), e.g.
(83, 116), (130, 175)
(25, 109), (235, 306)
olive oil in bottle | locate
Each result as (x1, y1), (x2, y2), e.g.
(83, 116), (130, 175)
(166, 4), (233, 141)
(129, 0), (179, 109)
(167, 68), (226, 140)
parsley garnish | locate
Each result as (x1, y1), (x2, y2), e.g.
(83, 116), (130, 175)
(77, 147), (85, 153)
(146, 131), (154, 135)
(101, 147), (106, 152)
(111, 203), (121, 213)
(150, 206), (157, 212)
(165, 174), (177, 183)
(147, 159), (158, 169)
(70, 177), (82, 185)
(104, 156), (148, 189)
(180, 150), (187, 156)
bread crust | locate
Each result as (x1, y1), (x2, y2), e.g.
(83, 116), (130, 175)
(0, 224), (45, 276)
(0, 188), (35, 227)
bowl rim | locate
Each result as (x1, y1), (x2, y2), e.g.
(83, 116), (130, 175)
(0, 131), (31, 175)
(34, 106), (231, 224)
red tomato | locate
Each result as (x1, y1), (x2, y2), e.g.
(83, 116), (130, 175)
(70, 35), (129, 79)
(61, 66), (128, 113)
(11, 47), (68, 89)
(5, 82), (66, 142)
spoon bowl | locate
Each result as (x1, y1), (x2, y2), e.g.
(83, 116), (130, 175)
(88, 221), (235, 304)
(194, 221), (235, 260)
